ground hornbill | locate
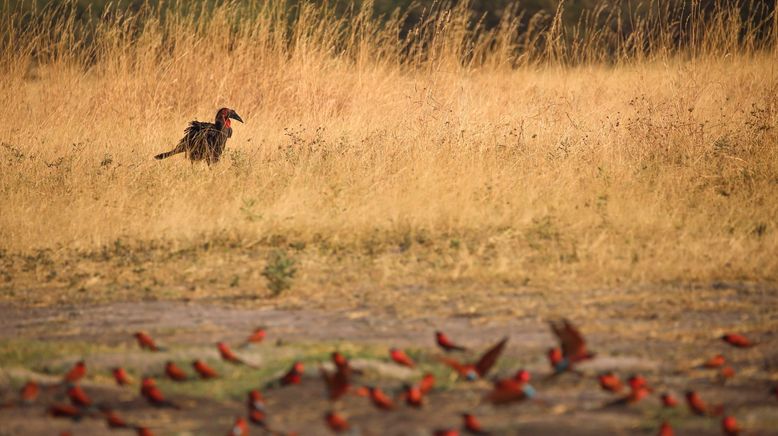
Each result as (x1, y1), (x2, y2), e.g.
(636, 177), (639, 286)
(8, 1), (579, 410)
(154, 108), (243, 164)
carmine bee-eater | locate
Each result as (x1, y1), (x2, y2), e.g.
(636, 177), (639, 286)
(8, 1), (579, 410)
(227, 416), (249, 436)
(241, 327), (267, 348)
(721, 416), (740, 436)
(325, 410), (350, 433)
(404, 384), (424, 408)
(718, 366), (735, 383)
(331, 352), (362, 377)
(368, 386), (394, 410)
(390, 348), (416, 368)
(604, 381), (651, 408)
(419, 373), (435, 395)
(320, 364), (350, 401)
(658, 421), (673, 436)
(136, 428), (154, 436)
(660, 393), (678, 408)
(598, 372), (623, 393)
(702, 354), (726, 369)
(193, 360), (219, 379)
(548, 319), (595, 374)
(112, 367), (132, 386)
(67, 385), (92, 408)
(64, 361), (86, 383)
(134, 332), (163, 351)
(218, 342), (257, 367)
(439, 337), (508, 381)
(141, 377), (179, 409)
(462, 413), (488, 435)
(280, 361), (304, 386)
(436, 331), (467, 352)
(433, 430), (460, 436)
(686, 390), (720, 416)
(721, 333), (755, 348)
(19, 380), (39, 404)
(165, 361), (189, 382)
(249, 408), (266, 427)
(103, 409), (129, 428)
(49, 403), (83, 419)
(485, 378), (537, 405)
(247, 390), (265, 412)
(546, 347), (568, 375)
(627, 374), (651, 392)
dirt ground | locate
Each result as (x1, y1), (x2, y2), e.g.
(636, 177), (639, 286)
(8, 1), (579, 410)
(1, 283), (777, 435)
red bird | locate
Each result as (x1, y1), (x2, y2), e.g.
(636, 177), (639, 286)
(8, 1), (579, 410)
(165, 361), (189, 381)
(64, 360), (86, 383)
(719, 366), (736, 382)
(404, 384), (424, 408)
(134, 332), (162, 351)
(433, 430), (460, 436)
(722, 416), (740, 436)
(218, 342), (255, 367)
(247, 390), (265, 412)
(136, 428), (154, 436)
(19, 380), (39, 404)
(549, 319), (595, 373)
(627, 374), (652, 392)
(658, 421), (673, 436)
(486, 378), (537, 405)
(685, 391), (709, 416)
(67, 385), (92, 408)
(661, 393), (678, 408)
(368, 386), (394, 410)
(546, 347), (564, 372)
(103, 409), (129, 428)
(605, 382), (651, 408)
(721, 333), (755, 348)
(462, 413), (487, 434)
(598, 372), (623, 393)
(702, 354), (726, 369)
(439, 337), (508, 381)
(112, 367), (132, 386)
(390, 348), (416, 368)
(49, 403), (83, 419)
(325, 410), (350, 433)
(193, 360), (219, 379)
(320, 364), (350, 401)
(141, 377), (178, 408)
(436, 331), (467, 352)
(280, 361), (304, 386)
(228, 416), (248, 436)
(249, 408), (266, 427)
(419, 373), (435, 394)
(242, 327), (266, 347)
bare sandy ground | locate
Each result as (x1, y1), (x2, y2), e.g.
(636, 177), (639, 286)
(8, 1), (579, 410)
(0, 288), (777, 435)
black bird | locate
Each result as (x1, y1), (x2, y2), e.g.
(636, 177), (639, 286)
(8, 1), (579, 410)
(155, 107), (243, 164)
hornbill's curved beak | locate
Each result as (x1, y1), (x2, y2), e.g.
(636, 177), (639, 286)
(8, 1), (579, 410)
(229, 110), (244, 123)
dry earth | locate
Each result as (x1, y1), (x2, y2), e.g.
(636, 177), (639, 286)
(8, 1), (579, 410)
(1, 283), (777, 435)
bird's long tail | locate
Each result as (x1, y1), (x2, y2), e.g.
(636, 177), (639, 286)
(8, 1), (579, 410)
(154, 150), (180, 160)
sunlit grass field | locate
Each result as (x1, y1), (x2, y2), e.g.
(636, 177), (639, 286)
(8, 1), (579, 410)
(1, 1), (776, 309)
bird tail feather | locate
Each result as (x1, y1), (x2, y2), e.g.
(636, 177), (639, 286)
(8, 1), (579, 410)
(154, 150), (179, 160)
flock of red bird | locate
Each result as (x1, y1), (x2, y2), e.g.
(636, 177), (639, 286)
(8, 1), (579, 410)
(6, 320), (772, 435)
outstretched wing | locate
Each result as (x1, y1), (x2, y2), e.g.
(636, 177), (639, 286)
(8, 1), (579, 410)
(476, 337), (508, 377)
(556, 319), (587, 359)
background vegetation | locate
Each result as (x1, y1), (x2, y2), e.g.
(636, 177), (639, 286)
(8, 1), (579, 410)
(0, 0), (776, 306)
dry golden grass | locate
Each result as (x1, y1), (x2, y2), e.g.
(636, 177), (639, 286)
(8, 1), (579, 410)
(1, 1), (777, 304)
